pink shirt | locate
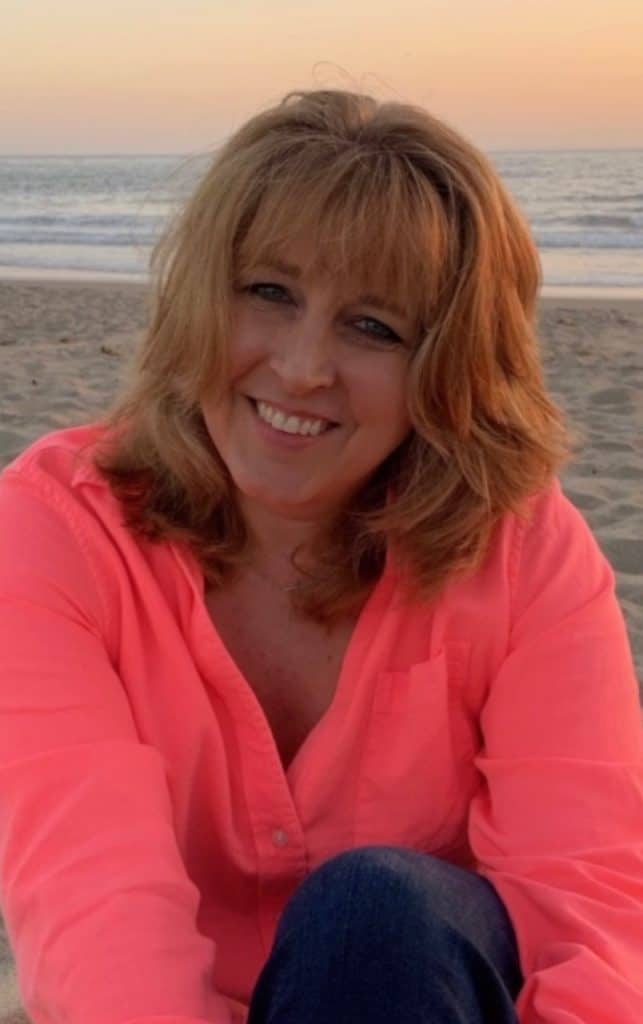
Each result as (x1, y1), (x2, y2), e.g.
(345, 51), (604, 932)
(0, 421), (641, 1024)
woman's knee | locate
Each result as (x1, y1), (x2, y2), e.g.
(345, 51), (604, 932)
(251, 846), (523, 1023)
(279, 845), (489, 936)
(276, 844), (522, 991)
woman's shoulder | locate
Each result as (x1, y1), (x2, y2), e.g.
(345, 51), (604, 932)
(0, 421), (128, 591)
(1, 420), (109, 491)
(409, 477), (613, 660)
(512, 476), (614, 596)
(445, 476), (595, 609)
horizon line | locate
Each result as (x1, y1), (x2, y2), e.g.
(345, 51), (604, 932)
(1, 146), (643, 158)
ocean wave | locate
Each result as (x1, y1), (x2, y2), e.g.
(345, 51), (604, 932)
(534, 231), (643, 250)
(0, 212), (161, 229)
(572, 214), (643, 228)
(0, 228), (159, 246)
(559, 191), (643, 204)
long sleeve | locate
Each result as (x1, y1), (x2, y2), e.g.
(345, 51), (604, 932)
(0, 467), (233, 1024)
(468, 482), (643, 1023)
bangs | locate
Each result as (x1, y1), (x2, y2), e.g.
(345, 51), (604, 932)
(234, 144), (452, 336)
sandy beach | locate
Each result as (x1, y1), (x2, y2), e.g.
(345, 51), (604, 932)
(0, 276), (642, 1022)
(1, 276), (642, 684)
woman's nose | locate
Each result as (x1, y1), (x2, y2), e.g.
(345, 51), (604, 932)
(269, 323), (336, 391)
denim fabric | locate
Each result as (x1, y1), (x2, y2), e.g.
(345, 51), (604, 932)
(248, 845), (523, 1023)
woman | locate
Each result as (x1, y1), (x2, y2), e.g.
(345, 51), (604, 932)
(0, 89), (641, 1024)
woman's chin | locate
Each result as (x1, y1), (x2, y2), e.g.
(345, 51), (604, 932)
(233, 479), (333, 521)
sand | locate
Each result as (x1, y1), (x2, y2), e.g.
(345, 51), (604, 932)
(0, 276), (642, 1022)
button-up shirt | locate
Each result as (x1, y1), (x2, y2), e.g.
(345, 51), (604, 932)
(0, 422), (641, 1024)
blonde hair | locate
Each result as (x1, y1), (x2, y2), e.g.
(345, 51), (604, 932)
(92, 88), (579, 624)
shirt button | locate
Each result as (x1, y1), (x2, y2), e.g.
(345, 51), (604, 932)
(272, 828), (289, 847)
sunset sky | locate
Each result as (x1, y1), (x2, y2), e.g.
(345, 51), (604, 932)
(3, 0), (643, 154)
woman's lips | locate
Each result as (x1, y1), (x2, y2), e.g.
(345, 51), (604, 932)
(248, 396), (339, 426)
(246, 396), (339, 447)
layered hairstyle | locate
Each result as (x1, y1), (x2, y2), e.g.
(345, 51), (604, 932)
(92, 88), (579, 624)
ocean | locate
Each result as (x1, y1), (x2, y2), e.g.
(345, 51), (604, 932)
(0, 150), (642, 295)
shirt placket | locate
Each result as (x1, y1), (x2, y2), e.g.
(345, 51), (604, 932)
(184, 565), (310, 956)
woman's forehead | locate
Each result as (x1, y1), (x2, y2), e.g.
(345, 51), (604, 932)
(232, 152), (449, 322)
(237, 232), (427, 318)
(239, 236), (333, 277)
(242, 252), (416, 324)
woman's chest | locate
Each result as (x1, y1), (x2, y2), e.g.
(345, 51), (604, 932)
(204, 586), (356, 770)
(181, 588), (479, 879)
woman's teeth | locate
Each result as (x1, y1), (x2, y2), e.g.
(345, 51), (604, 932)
(255, 400), (331, 437)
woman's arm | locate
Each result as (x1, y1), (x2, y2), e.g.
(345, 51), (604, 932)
(469, 480), (643, 1023)
(0, 469), (233, 1024)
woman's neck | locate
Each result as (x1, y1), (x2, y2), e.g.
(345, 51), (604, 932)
(238, 494), (331, 579)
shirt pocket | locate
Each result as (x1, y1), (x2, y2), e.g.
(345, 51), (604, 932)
(353, 642), (479, 857)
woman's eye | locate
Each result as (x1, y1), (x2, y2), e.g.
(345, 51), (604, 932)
(353, 317), (402, 343)
(245, 282), (291, 303)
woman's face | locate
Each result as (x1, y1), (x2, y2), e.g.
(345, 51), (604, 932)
(200, 237), (415, 522)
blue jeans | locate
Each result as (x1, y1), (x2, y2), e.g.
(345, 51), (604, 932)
(247, 845), (523, 1023)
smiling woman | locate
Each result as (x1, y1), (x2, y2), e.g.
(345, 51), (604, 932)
(0, 89), (641, 1024)
(89, 88), (573, 625)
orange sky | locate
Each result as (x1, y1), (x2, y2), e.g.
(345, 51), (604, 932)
(3, 0), (643, 153)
